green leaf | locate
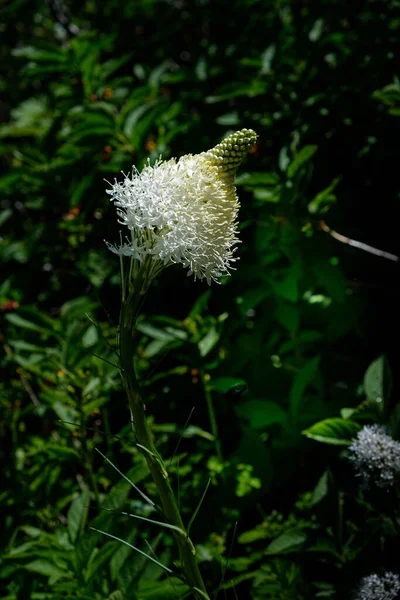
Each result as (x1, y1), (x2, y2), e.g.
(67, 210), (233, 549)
(137, 322), (177, 341)
(302, 418), (361, 445)
(275, 302), (300, 333)
(24, 559), (65, 583)
(287, 145), (317, 179)
(311, 471), (329, 505)
(308, 177), (340, 214)
(235, 400), (288, 429)
(0, 208), (12, 228)
(52, 400), (79, 426)
(235, 172), (280, 187)
(313, 259), (346, 304)
(265, 531), (306, 554)
(84, 541), (119, 582)
(123, 101), (158, 141)
(198, 325), (220, 357)
(189, 290), (211, 317)
(46, 445), (80, 460)
(70, 174), (95, 208)
(290, 356), (321, 417)
(271, 269), (299, 302)
(210, 377), (247, 393)
(5, 312), (54, 335)
(60, 296), (99, 321)
(205, 80), (267, 103)
(364, 355), (391, 406)
(82, 324), (99, 348)
(236, 288), (270, 315)
(68, 489), (90, 544)
(138, 578), (191, 599)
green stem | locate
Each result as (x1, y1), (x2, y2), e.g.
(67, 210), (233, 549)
(119, 263), (209, 600)
(199, 368), (223, 464)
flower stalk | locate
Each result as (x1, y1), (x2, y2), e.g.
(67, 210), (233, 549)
(119, 261), (209, 599)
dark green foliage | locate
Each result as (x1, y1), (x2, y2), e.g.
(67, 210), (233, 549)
(1, 0), (399, 598)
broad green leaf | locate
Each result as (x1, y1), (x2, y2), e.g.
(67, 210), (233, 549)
(12, 45), (66, 63)
(238, 524), (270, 544)
(216, 111), (239, 126)
(68, 489), (90, 545)
(265, 531), (306, 554)
(309, 18), (324, 42)
(0, 208), (12, 228)
(123, 101), (158, 141)
(205, 81), (267, 103)
(313, 259), (346, 303)
(235, 400), (287, 429)
(60, 296), (99, 321)
(5, 313), (51, 334)
(198, 325), (220, 357)
(138, 577), (191, 599)
(137, 322), (177, 341)
(275, 302), (300, 333)
(143, 338), (176, 358)
(46, 445), (80, 461)
(364, 355), (391, 406)
(82, 324), (99, 348)
(210, 377), (246, 393)
(271, 269), (299, 302)
(236, 288), (270, 315)
(24, 559), (65, 582)
(302, 418), (361, 445)
(311, 471), (329, 505)
(372, 83), (400, 106)
(84, 541), (119, 582)
(287, 145), (317, 179)
(235, 172), (280, 187)
(52, 400), (79, 426)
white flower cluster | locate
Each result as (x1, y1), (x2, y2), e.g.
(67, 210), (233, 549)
(106, 129), (257, 284)
(349, 425), (400, 488)
(356, 572), (400, 600)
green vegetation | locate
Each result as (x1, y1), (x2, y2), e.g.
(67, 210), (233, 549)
(1, 0), (399, 598)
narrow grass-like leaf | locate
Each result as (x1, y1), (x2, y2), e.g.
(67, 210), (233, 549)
(95, 448), (155, 507)
(216, 521), (238, 600)
(187, 478), (211, 535)
(85, 312), (120, 359)
(90, 527), (173, 574)
(58, 420), (126, 442)
(96, 506), (186, 537)
(92, 353), (121, 370)
(169, 407), (195, 468)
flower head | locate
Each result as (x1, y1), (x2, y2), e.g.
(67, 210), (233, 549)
(106, 129), (257, 284)
(349, 425), (400, 488)
(356, 572), (400, 600)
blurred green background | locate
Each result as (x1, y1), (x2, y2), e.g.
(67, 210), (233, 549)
(1, 0), (399, 598)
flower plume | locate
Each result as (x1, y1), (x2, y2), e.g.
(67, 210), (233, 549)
(356, 572), (400, 600)
(349, 425), (400, 488)
(106, 129), (257, 284)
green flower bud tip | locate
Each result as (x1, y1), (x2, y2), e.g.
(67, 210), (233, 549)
(205, 128), (258, 175)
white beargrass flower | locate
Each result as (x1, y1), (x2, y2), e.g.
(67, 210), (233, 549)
(356, 572), (400, 600)
(349, 425), (400, 488)
(106, 129), (257, 285)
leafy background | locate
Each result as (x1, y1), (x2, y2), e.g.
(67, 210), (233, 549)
(1, 0), (399, 598)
